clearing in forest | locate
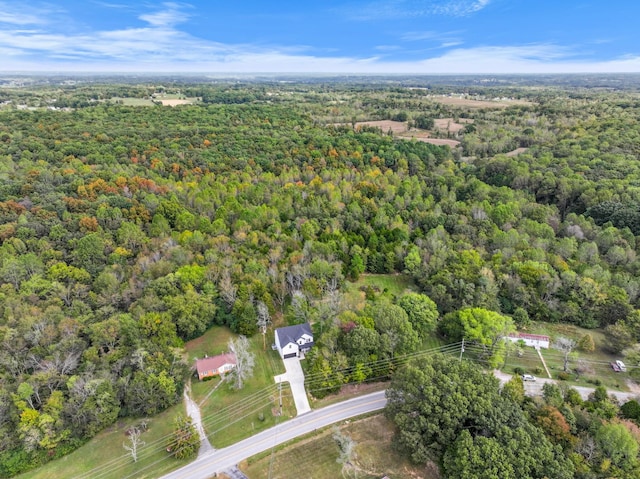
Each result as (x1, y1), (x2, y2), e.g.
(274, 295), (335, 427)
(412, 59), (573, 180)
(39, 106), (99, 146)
(351, 120), (462, 147)
(353, 120), (408, 134)
(433, 117), (472, 133)
(158, 99), (195, 106)
(431, 95), (532, 109)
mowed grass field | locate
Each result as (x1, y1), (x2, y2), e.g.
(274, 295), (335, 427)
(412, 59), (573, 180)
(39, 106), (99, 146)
(500, 322), (631, 391)
(242, 414), (438, 479)
(18, 403), (188, 479)
(185, 326), (292, 449)
(343, 273), (418, 310)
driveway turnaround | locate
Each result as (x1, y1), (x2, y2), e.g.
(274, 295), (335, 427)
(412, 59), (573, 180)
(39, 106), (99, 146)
(274, 356), (311, 415)
(158, 391), (387, 479)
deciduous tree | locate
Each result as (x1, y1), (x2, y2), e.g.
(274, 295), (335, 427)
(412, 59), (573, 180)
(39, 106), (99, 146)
(228, 335), (255, 390)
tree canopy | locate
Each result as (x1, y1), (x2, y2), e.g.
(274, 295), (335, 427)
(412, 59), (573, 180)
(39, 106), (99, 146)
(385, 355), (573, 479)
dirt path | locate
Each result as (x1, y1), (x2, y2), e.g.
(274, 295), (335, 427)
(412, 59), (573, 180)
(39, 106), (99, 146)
(184, 381), (214, 458)
(536, 348), (552, 378)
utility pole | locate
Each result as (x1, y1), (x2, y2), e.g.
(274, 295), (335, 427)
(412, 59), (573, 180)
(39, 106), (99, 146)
(459, 338), (465, 361)
(268, 382), (283, 479)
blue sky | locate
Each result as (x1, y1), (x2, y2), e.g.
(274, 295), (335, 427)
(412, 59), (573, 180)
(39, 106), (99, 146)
(0, 0), (639, 73)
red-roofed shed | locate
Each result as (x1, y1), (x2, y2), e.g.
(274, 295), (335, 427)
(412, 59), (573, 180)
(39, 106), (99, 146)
(505, 332), (550, 349)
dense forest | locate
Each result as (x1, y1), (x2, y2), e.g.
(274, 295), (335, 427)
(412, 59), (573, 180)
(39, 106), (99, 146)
(1, 79), (640, 477)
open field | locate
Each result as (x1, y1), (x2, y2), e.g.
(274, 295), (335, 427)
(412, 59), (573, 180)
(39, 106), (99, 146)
(354, 120), (408, 134)
(430, 95), (532, 108)
(353, 119), (462, 147)
(433, 117), (471, 133)
(109, 97), (156, 106)
(342, 273), (418, 310)
(186, 327), (291, 449)
(158, 99), (195, 106)
(18, 404), (187, 479)
(352, 273), (418, 297)
(107, 96), (197, 107)
(500, 322), (632, 392)
(243, 415), (438, 479)
(151, 93), (198, 106)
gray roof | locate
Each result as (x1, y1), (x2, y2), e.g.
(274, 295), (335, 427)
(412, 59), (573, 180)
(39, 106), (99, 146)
(276, 322), (312, 345)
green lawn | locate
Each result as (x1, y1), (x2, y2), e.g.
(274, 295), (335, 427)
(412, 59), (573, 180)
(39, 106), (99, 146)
(184, 325), (236, 365)
(501, 347), (547, 376)
(243, 428), (345, 479)
(353, 273), (418, 297)
(185, 326), (291, 449)
(343, 273), (418, 311)
(242, 415), (436, 479)
(18, 404), (188, 479)
(501, 322), (631, 391)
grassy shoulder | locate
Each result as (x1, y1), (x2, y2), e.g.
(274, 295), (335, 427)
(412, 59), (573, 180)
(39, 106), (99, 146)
(17, 403), (187, 479)
(241, 414), (438, 479)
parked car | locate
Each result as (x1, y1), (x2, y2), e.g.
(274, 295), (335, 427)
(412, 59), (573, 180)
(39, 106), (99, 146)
(616, 360), (627, 372)
(522, 374), (536, 382)
(611, 362), (621, 372)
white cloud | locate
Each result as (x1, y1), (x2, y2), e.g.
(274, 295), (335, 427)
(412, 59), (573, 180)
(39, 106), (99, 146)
(91, 1), (131, 9)
(347, 0), (491, 20)
(0, 4), (638, 75)
(139, 2), (191, 27)
(432, 0), (491, 16)
(5, 43), (640, 74)
(402, 31), (444, 41)
(0, 2), (48, 25)
(375, 45), (402, 51)
(0, 3), (225, 62)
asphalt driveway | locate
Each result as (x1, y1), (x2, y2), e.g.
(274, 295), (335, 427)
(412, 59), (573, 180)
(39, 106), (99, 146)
(274, 357), (311, 415)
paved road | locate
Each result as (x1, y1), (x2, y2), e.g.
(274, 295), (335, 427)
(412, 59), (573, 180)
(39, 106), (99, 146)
(161, 371), (639, 479)
(159, 391), (387, 479)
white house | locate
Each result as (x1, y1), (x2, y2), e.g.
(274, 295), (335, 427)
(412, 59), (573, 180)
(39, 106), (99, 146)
(274, 323), (314, 359)
(505, 332), (550, 349)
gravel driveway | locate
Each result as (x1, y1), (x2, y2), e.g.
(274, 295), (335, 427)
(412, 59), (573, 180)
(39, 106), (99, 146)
(183, 383), (214, 457)
(493, 370), (640, 402)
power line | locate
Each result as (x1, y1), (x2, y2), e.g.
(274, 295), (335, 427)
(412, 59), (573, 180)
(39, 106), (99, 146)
(75, 341), (462, 479)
